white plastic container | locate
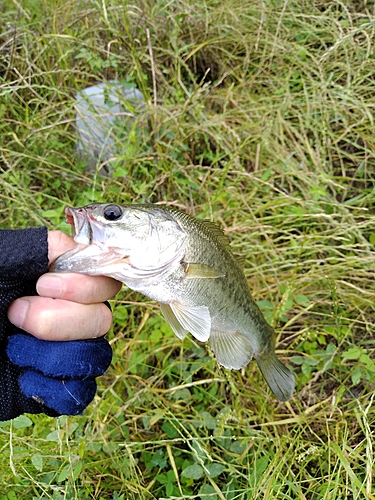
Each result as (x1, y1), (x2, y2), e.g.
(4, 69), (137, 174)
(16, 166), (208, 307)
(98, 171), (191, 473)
(75, 80), (145, 174)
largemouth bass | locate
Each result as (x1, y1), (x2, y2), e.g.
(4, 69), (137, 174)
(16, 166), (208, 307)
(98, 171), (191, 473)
(51, 203), (295, 401)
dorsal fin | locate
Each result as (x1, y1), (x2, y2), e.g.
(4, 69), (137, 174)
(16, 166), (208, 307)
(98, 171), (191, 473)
(234, 255), (246, 269)
(201, 220), (231, 249)
(201, 220), (245, 269)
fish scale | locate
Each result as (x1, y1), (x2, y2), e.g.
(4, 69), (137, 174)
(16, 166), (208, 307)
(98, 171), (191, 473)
(158, 207), (270, 345)
(51, 203), (295, 401)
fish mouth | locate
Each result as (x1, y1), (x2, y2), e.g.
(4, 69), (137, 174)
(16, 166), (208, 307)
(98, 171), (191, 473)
(65, 206), (93, 244)
(65, 209), (75, 232)
(50, 205), (131, 276)
(49, 206), (107, 273)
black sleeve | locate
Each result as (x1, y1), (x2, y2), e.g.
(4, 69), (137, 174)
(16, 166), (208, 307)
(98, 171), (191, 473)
(0, 227), (49, 281)
(0, 227), (58, 419)
(0, 227), (49, 333)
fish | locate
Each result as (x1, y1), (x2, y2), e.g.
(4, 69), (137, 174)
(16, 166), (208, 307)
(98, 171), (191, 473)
(50, 203), (295, 401)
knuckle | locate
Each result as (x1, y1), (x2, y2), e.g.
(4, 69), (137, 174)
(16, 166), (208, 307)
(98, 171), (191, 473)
(31, 308), (55, 339)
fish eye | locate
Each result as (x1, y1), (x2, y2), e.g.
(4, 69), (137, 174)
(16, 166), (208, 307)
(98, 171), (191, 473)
(103, 204), (123, 221)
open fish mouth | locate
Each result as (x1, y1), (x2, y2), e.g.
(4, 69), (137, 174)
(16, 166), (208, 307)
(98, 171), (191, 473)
(49, 206), (117, 274)
(65, 208), (76, 234)
(65, 206), (93, 245)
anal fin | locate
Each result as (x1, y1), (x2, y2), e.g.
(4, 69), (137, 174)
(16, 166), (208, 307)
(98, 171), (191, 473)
(209, 329), (254, 370)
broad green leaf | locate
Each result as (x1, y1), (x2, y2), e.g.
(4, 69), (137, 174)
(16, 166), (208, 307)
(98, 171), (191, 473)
(351, 367), (362, 385)
(57, 465), (71, 483)
(12, 416), (33, 429)
(156, 474), (168, 485)
(150, 449), (167, 469)
(200, 411), (217, 430)
(31, 453), (43, 472)
(290, 356), (306, 365)
(166, 482), (174, 496)
(342, 348), (363, 360)
(206, 463), (226, 478)
(182, 464), (204, 480)
(199, 483), (217, 499)
(46, 430), (61, 441)
(254, 455), (269, 477)
(295, 294), (311, 306)
(162, 420), (178, 439)
(73, 460), (83, 479)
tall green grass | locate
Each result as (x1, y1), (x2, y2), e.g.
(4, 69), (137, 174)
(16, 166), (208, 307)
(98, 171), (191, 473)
(1, 0), (375, 498)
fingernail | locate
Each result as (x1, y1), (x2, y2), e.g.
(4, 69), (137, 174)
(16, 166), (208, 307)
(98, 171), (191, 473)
(37, 274), (63, 298)
(8, 298), (29, 328)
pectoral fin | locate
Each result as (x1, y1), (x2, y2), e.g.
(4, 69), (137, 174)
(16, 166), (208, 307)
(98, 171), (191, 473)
(209, 329), (254, 370)
(182, 262), (225, 279)
(166, 302), (211, 342)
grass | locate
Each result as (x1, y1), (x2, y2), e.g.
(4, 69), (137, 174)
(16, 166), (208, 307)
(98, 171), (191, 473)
(1, 0), (375, 498)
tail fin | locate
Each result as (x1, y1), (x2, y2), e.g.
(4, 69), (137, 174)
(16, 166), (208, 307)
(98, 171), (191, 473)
(256, 351), (295, 401)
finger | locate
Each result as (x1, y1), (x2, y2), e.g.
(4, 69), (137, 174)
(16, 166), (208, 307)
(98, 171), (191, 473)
(37, 273), (122, 304)
(48, 230), (77, 264)
(7, 296), (113, 340)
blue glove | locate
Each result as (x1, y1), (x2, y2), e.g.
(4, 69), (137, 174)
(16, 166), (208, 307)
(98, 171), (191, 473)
(0, 227), (113, 420)
(6, 333), (112, 416)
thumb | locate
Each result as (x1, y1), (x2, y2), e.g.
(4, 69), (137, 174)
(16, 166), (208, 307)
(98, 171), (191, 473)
(48, 230), (77, 265)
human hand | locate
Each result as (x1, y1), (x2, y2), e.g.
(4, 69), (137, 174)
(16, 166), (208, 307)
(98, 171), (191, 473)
(7, 230), (122, 340)
(1, 229), (121, 419)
